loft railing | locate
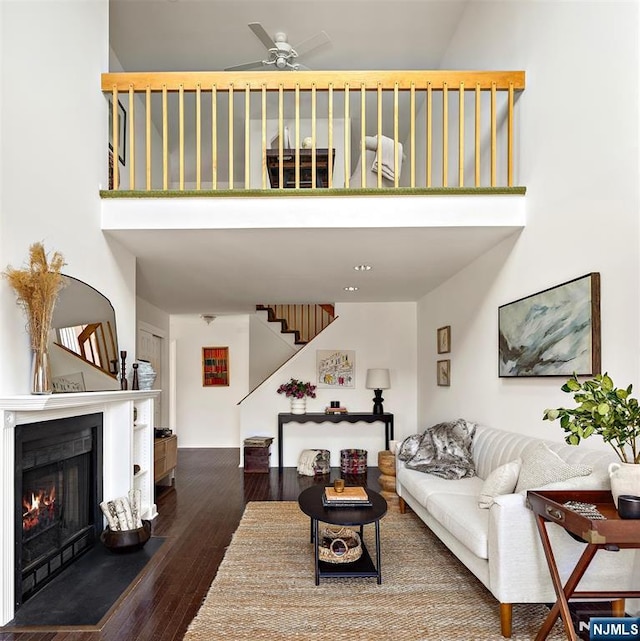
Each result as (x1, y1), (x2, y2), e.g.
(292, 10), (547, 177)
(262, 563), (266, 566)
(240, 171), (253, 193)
(101, 70), (525, 193)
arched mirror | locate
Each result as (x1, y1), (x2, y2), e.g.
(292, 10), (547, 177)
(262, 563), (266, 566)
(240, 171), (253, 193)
(48, 275), (120, 392)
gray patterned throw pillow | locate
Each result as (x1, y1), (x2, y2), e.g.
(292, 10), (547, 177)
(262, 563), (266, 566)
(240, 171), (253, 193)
(404, 419), (477, 479)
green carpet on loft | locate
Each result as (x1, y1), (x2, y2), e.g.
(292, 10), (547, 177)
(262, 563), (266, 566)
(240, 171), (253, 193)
(7, 536), (166, 628)
(100, 186), (526, 198)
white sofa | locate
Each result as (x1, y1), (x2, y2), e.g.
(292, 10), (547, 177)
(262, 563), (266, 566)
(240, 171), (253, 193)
(396, 423), (638, 637)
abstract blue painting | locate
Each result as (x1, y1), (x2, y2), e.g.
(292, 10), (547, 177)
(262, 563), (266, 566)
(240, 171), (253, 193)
(498, 273), (600, 377)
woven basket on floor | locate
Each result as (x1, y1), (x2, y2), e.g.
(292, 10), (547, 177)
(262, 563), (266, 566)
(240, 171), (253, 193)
(318, 526), (362, 564)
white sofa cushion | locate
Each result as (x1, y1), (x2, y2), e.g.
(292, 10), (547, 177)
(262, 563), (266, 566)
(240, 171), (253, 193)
(427, 493), (490, 559)
(397, 465), (483, 506)
(514, 442), (592, 492)
(478, 458), (521, 508)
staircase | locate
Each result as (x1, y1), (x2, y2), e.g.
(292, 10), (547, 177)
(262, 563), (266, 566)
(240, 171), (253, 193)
(256, 304), (335, 345)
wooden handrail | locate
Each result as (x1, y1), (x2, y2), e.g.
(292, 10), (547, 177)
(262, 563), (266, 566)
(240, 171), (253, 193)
(102, 69), (525, 193)
(101, 70), (525, 91)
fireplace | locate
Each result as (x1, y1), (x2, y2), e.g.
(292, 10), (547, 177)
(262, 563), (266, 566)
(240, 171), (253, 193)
(14, 413), (103, 607)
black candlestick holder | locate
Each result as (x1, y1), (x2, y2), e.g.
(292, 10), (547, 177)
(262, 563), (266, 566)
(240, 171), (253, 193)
(120, 351), (128, 390)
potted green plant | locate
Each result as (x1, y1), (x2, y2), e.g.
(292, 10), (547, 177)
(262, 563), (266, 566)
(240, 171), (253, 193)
(277, 378), (317, 414)
(543, 372), (640, 505)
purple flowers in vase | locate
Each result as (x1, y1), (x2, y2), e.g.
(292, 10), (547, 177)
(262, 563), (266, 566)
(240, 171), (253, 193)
(277, 378), (317, 399)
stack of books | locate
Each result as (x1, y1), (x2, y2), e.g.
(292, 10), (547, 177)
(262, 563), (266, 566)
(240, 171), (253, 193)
(325, 406), (348, 414)
(323, 486), (373, 508)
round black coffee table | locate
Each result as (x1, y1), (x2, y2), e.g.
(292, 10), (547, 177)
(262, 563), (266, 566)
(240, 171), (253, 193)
(298, 485), (387, 585)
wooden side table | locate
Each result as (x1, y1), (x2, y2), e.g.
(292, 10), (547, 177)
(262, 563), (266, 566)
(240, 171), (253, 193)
(527, 489), (640, 641)
(377, 450), (398, 505)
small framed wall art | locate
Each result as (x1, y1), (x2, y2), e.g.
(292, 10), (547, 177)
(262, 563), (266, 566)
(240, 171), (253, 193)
(437, 359), (451, 386)
(317, 350), (355, 388)
(437, 325), (451, 354)
(202, 346), (229, 387)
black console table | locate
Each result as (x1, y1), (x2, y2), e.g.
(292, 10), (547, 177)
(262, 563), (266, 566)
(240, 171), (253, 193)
(277, 412), (394, 472)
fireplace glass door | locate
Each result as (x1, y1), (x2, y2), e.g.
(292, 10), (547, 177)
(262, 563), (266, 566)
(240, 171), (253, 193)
(15, 414), (103, 605)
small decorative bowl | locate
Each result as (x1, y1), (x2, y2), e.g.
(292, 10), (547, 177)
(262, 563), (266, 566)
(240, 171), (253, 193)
(617, 495), (640, 519)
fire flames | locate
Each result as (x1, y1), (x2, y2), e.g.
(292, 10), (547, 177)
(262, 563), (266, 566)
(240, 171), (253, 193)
(22, 486), (56, 532)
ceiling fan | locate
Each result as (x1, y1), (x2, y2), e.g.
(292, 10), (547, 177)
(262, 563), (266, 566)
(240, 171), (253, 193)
(225, 22), (330, 71)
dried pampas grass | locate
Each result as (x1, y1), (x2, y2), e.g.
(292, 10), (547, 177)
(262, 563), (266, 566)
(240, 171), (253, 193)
(3, 243), (66, 353)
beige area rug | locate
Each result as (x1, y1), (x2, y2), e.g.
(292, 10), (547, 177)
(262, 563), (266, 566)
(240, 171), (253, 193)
(184, 501), (564, 641)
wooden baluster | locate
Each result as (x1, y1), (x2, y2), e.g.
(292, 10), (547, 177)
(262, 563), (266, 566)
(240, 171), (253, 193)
(491, 81), (497, 187)
(179, 83), (184, 191)
(212, 84), (217, 190)
(394, 82), (399, 187)
(261, 84), (267, 189)
(475, 83), (481, 187)
(129, 85), (135, 189)
(311, 83), (317, 189)
(508, 82), (514, 187)
(244, 83), (250, 190)
(146, 85), (151, 190)
(278, 84), (284, 189)
(377, 83), (383, 187)
(458, 81), (464, 187)
(442, 81), (448, 187)
(196, 83), (202, 191)
(228, 84), (234, 189)
(360, 83), (366, 187)
(344, 83), (350, 188)
(162, 84), (168, 190)
(295, 83), (300, 188)
(410, 82), (415, 188)
(112, 86), (119, 190)
(426, 82), (432, 187)
(327, 84), (333, 188)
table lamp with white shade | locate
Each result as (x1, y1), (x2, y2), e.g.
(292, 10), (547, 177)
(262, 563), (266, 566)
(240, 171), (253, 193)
(365, 368), (391, 414)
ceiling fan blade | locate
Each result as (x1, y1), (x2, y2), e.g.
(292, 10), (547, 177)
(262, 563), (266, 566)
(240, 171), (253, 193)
(224, 60), (265, 72)
(248, 22), (276, 50)
(293, 30), (331, 57)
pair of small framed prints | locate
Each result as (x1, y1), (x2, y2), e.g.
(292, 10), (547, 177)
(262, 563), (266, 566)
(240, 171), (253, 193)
(437, 326), (451, 387)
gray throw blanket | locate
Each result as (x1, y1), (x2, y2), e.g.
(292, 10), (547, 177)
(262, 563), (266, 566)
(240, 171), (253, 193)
(399, 419), (477, 480)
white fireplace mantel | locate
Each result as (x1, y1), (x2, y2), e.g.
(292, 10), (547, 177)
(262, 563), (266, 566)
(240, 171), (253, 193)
(0, 390), (160, 626)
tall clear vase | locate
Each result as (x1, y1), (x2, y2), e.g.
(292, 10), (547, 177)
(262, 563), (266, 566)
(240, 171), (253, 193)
(31, 347), (52, 395)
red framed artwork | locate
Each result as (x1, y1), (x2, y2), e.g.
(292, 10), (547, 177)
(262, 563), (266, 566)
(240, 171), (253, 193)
(202, 346), (229, 387)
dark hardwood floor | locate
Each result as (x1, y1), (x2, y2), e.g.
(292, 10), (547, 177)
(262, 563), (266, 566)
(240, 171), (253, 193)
(1, 448), (381, 641)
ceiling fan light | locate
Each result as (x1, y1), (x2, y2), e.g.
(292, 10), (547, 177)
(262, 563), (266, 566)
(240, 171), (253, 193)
(275, 56), (287, 69)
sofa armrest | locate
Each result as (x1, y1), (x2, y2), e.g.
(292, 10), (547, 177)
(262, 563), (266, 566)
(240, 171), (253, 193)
(488, 492), (638, 604)
(488, 493), (554, 601)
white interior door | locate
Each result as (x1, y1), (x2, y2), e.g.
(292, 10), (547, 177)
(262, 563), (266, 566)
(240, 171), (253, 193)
(138, 328), (163, 427)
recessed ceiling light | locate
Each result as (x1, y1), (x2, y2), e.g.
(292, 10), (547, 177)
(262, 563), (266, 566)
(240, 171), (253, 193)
(354, 264), (372, 271)
(344, 286), (359, 292)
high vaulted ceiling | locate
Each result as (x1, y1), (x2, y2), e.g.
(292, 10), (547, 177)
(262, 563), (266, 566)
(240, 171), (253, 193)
(107, 0), (521, 316)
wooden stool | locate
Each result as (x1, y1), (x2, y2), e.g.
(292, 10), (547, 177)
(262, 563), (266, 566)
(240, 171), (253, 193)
(378, 450), (398, 505)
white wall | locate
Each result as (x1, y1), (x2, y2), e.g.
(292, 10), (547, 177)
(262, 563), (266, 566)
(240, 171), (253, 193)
(417, 2), (640, 451)
(170, 314), (250, 447)
(0, 1), (138, 395)
(248, 313), (297, 391)
(240, 302), (417, 467)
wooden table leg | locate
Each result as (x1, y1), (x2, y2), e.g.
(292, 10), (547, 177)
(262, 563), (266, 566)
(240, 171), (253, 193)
(534, 514), (598, 641)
